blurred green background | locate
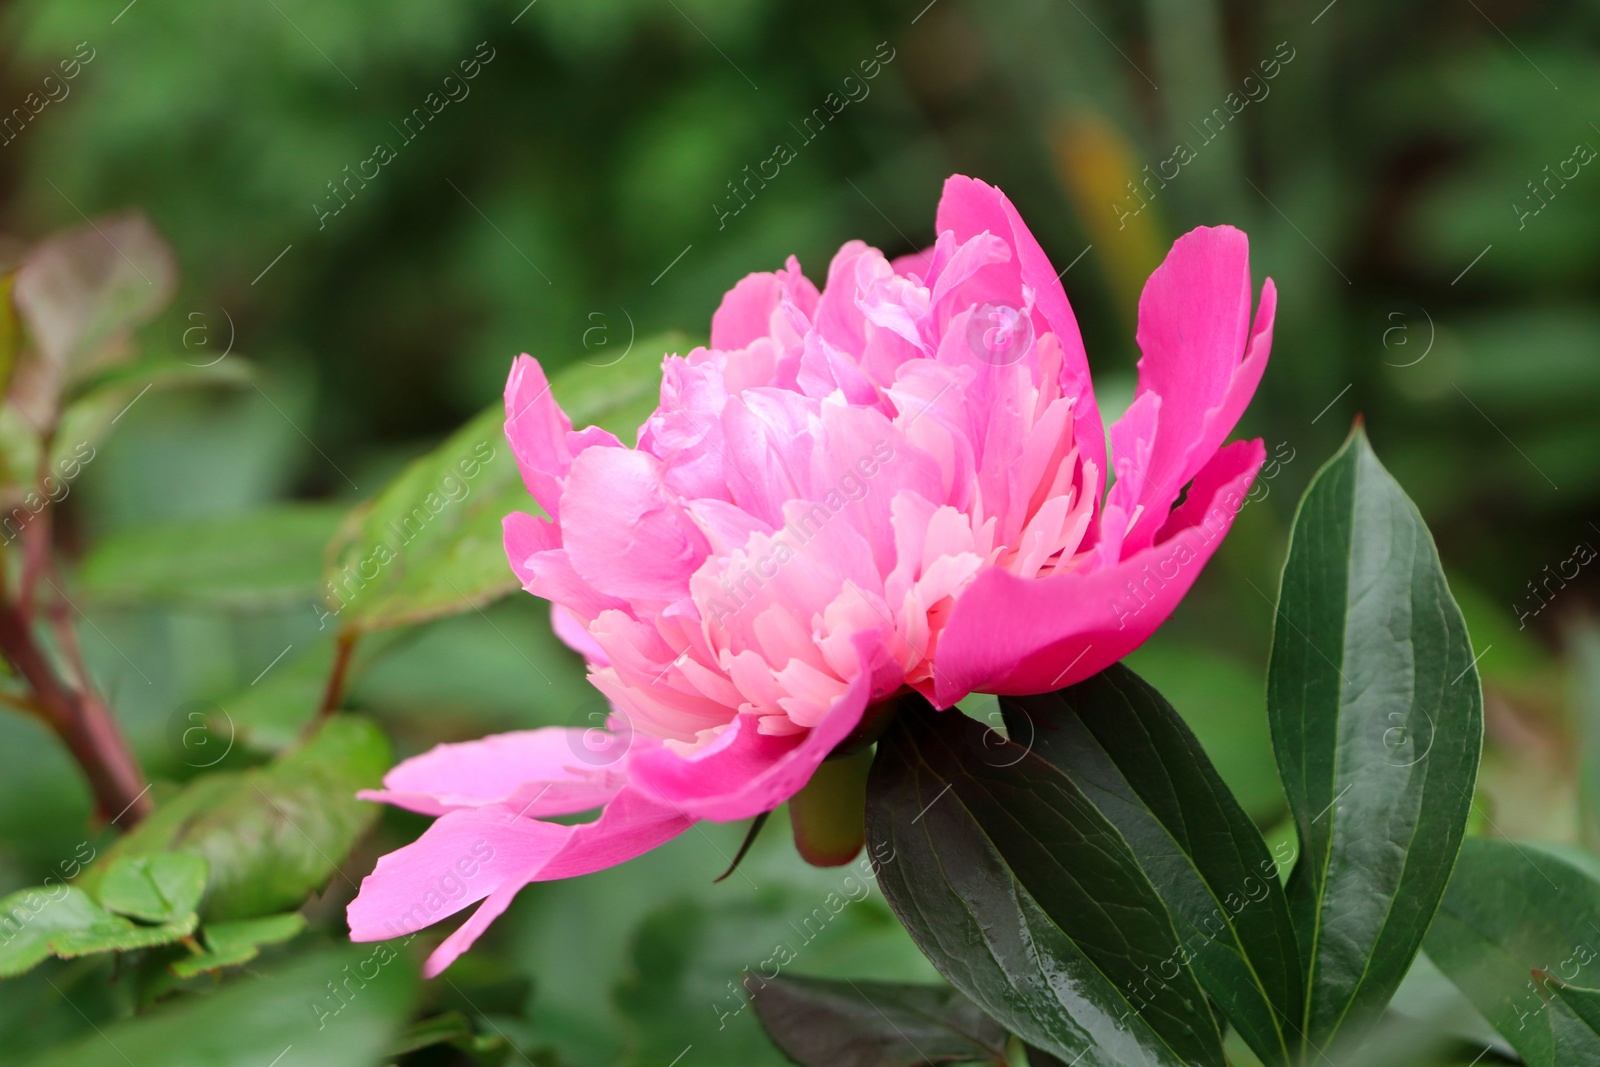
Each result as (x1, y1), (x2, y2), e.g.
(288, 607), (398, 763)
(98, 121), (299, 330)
(0, 0), (1595, 1063)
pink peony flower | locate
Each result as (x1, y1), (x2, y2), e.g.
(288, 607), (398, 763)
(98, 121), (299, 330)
(347, 175), (1275, 976)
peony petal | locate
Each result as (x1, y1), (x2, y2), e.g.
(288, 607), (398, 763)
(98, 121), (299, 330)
(935, 175), (1105, 479)
(561, 447), (710, 603)
(503, 355), (575, 519)
(419, 786), (692, 977)
(932, 438), (1265, 703)
(1120, 228), (1275, 553)
(347, 806), (570, 943)
(711, 257), (820, 351)
(357, 727), (624, 817)
(551, 603), (608, 666)
(626, 635), (876, 821)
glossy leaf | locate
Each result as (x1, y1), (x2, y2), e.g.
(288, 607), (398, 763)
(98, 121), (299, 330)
(1424, 838), (1600, 1067)
(752, 975), (1007, 1067)
(1549, 983), (1600, 1062)
(82, 715), (389, 920)
(1268, 426), (1483, 1047)
(866, 699), (1226, 1067)
(97, 852), (208, 923)
(1005, 665), (1303, 1065)
(322, 336), (678, 633)
(28, 943), (418, 1067)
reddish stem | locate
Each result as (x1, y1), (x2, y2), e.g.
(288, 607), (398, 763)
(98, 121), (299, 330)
(316, 628), (360, 719)
(0, 601), (151, 825)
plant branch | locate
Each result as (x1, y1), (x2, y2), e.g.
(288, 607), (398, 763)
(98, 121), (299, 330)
(0, 600), (151, 825)
(316, 628), (360, 719)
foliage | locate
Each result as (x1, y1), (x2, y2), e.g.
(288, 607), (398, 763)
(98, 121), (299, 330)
(0, 1), (1596, 1065)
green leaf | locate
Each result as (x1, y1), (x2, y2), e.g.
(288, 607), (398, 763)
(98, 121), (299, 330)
(322, 336), (677, 633)
(610, 867), (935, 1067)
(1424, 838), (1600, 1067)
(0, 886), (194, 977)
(1122, 643), (1286, 825)
(1549, 983), (1600, 1062)
(217, 645), (335, 754)
(76, 505), (339, 610)
(386, 1010), (504, 1058)
(168, 912), (307, 978)
(82, 715), (390, 921)
(1268, 425), (1483, 1047)
(97, 852), (208, 923)
(26, 942), (419, 1067)
(322, 401), (527, 633)
(866, 698), (1225, 1067)
(752, 975), (1008, 1067)
(1005, 665), (1304, 1066)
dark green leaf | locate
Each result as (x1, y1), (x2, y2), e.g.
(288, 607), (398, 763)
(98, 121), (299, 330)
(1005, 665), (1304, 1066)
(752, 975), (1007, 1067)
(82, 715), (389, 920)
(1122, 644), (1286, 825)
(1424, 838), (1600, 1067)
(168, 912), (307, 978)
(1268, 426), (1483, 1047)
(96, 852), (208, 923)
(77, 505), (342, 609)
(866, 699), (1225, 1067)
(26, 942), (418, 1067)
(1549, 983), (1600, 1062)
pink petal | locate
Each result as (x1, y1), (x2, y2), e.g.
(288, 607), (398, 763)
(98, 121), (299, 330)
(932, 439), (1265, 703)
(1120, 228), (1276, 553)
(626, 636), (877, 821)
(561, 447), (710, 603)
(550, 603), (608, 666)
(812, 240), (874, 353)
(419, 788), (693, 977)
(934, 175), (1105, 480)
(346, 806), (570, 943)
(357, 727), (624, 817)
(711, 257), (820, 351)
(503, 511), (626, 643)
(503, 355), (574, 519)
